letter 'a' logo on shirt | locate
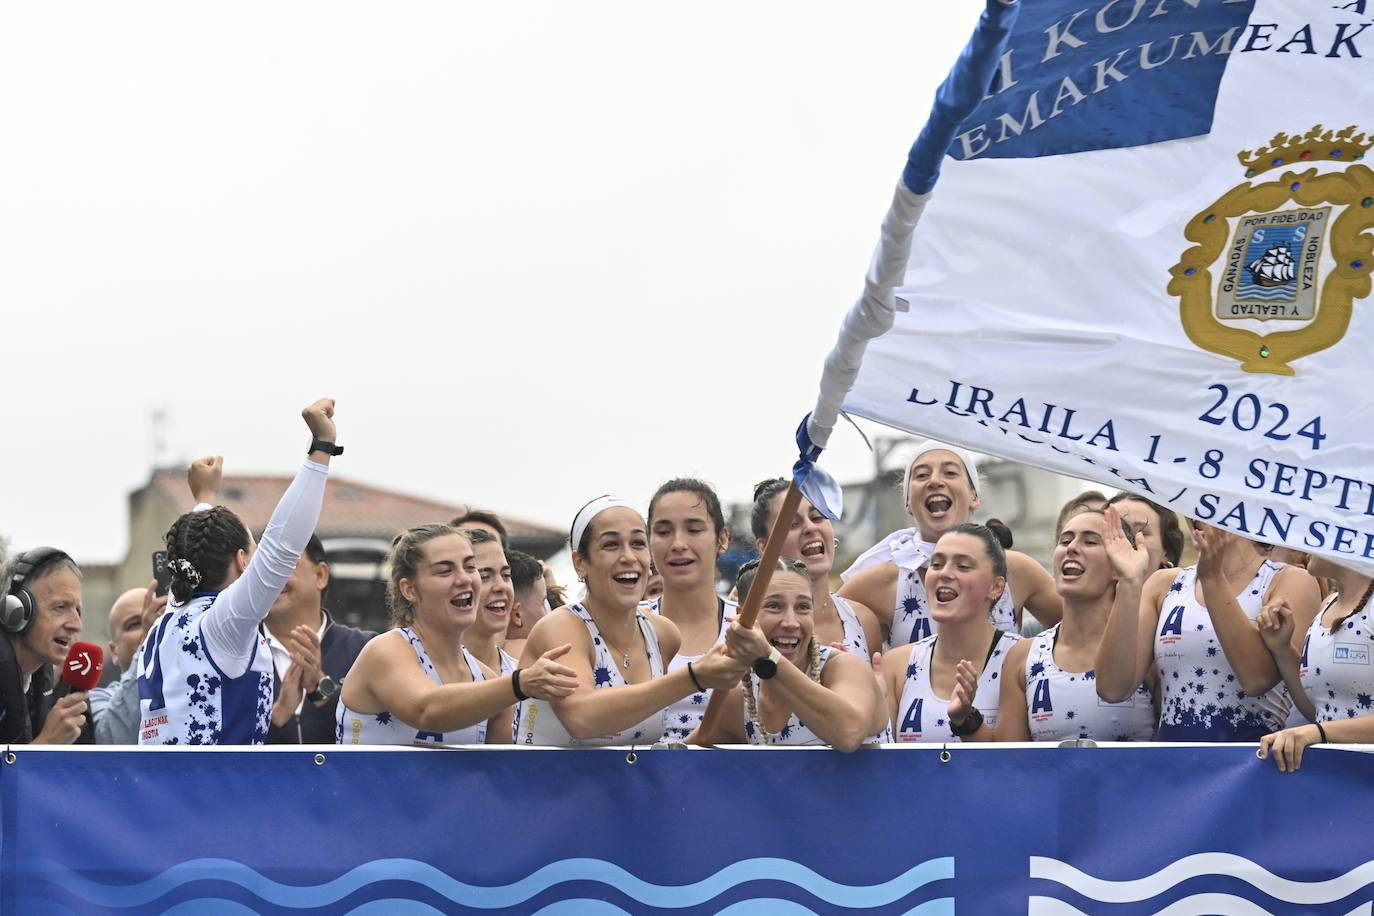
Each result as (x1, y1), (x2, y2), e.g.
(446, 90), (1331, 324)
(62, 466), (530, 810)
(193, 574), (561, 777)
(914, 619), (933, 643)
(1160, 605), (1185, 638)
(900, 697), (924, 740)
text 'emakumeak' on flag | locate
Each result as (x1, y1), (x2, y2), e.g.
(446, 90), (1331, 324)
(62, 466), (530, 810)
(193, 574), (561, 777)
(807, 0), (1374, 575)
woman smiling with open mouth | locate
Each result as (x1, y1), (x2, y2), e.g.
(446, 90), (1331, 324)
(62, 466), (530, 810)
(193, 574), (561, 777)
(517, 497), (748, 746)
(884, 524), (1022, 743)
(840, 442), (1061, 650)
(689, 558), (887, 752)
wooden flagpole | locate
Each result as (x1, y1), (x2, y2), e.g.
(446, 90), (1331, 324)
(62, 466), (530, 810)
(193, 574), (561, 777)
(695, 479), (804, 739)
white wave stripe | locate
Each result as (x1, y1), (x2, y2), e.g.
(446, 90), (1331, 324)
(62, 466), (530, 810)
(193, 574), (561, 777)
(1030, 854), (1374, 905)
(1030, 894), (1356, 916)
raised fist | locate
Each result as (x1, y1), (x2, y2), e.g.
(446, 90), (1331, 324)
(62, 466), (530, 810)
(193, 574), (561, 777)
(302, 398), (337, 444)
(187, 455), (224, 504)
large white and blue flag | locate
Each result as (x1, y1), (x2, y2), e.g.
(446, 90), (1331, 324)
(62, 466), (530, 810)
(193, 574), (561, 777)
(810, 0), (1374, 574)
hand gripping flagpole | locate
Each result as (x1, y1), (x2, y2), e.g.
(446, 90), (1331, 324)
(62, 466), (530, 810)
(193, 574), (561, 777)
(696, 0), (1020, 743)
(694, 427), (812, 741)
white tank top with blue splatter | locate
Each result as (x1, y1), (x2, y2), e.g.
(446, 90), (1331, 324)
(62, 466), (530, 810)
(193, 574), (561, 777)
(648, 596), (735, 743)
(1299, 592), (1374, 723)
(894, 630), (1020, 742)
(742, 646), (887, 746)
(832, 594), (872, 668)
(1154, 562), (1290, 741)
(336, 628), (487, 745)
(517, 603), (667, 746)
(1024, 624), (1154, 742)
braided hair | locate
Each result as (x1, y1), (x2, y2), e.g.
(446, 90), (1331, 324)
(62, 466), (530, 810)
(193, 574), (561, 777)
(163, 507), (251, 603)
(749, 478), (791, 543)
(1329, 577), (1374, 635)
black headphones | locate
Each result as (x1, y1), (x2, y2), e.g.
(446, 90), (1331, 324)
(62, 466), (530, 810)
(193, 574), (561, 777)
(2, 547), (71, 635)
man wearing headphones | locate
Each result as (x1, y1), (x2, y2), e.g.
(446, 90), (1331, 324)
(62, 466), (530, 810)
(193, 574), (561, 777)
(0, 547), (93, 743)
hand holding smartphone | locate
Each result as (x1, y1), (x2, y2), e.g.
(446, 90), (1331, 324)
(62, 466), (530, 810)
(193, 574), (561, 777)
(152, 551), (172, 598)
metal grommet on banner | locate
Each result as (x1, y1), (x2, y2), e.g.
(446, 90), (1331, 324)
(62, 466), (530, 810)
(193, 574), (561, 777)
(313, 753), (326, 766)
(1256, 747), (1265, 760)
(939, 745), (952, 764)
(625, 751), (638, 765)
(4, 750), (15, 765)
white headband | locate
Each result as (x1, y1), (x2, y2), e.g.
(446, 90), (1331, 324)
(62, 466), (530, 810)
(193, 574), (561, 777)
(902, 440), (980, 504)
(570, 496), (641, 553)
(842, 442), (981, 583)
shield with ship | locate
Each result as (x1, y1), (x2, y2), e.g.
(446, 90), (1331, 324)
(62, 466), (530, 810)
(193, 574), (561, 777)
(1247, 245), (1296, 289)
(1214, 206), (1328, 322)
(1169, 125), (1373, 376)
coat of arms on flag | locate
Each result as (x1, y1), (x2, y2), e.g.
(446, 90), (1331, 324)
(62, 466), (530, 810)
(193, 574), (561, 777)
(1172, 124), (1374, 376)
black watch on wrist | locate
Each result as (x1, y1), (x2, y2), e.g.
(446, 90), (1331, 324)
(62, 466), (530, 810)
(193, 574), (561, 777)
(308, 439), (344, 457)
(950, 706), (984, 738)
(752, 646), (782, 680)
(307, 674), (339, 703)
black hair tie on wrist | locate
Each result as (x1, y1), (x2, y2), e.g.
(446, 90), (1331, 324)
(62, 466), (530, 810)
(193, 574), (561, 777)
(511, 669), (529, 702)
(1316, 721), (1329, 744)
(686, 661), (706, 694)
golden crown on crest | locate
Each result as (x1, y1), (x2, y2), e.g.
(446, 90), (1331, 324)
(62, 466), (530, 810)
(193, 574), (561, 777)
(1237, 124), (1370, 178)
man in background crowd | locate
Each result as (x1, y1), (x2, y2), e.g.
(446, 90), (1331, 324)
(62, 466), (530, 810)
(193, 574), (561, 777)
(453, 509), (508, 549)
(502, 549), (547, 664)
(265, 535), (375, 743)
(0, 548), (91, 744)
(91, 583), (166, 743)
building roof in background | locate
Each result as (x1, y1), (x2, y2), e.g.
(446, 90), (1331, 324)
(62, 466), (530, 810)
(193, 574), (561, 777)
(146, 471), (561, 541)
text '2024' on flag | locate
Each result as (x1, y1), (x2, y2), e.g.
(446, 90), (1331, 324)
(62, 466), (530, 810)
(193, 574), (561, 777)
(809, 0), (1374, 575)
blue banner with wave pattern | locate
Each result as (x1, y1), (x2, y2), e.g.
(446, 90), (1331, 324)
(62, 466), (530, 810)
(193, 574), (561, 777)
(4, 745), (1374, 914)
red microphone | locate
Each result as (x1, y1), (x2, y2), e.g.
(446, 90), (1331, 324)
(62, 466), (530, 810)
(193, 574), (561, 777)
(61, 642), (105, 692)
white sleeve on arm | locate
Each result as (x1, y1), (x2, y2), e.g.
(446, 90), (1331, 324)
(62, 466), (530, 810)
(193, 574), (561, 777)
(200, 460), (329, 678)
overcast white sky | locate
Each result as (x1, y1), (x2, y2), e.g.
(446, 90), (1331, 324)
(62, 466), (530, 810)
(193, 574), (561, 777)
(1, 2), (987, 562)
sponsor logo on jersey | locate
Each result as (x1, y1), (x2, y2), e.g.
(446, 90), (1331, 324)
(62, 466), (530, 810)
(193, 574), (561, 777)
(140, 713), (169, 743)
(1332, 642), (1370, 665)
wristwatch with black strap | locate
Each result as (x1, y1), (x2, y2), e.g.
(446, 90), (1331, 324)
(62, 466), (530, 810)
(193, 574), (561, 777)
(307, 674), (339, 704)
(950, 706), (984, 738)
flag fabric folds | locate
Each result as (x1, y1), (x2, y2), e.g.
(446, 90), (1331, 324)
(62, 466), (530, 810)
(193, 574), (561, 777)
(820, 0), (1374, 574)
